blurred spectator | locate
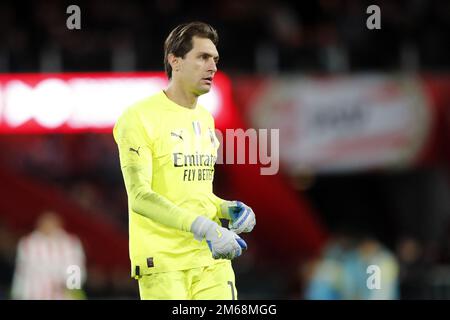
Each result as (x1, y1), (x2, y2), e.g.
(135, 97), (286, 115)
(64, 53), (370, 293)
(303, 232), (399, 300)
(11, 211), (86, 300)
(302, 233), (352, 299)
(396, 236), (429, 299)
(344, 236), (399, 299)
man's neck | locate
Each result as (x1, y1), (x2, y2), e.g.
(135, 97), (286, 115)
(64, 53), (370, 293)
(164, 81), (198, 109)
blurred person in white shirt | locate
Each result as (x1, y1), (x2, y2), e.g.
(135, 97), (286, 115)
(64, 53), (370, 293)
(11, 211), (86, 300)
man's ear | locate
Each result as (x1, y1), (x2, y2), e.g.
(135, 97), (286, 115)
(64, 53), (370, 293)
(168, 53), (180, 72)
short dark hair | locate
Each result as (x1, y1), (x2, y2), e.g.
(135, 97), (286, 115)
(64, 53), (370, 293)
(164, 21), (219, 79)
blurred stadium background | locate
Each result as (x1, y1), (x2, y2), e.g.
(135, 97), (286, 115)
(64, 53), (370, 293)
(0, 0), (450, 299)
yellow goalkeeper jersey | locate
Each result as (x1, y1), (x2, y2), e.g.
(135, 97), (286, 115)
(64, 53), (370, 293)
(113, 90), (227, 277)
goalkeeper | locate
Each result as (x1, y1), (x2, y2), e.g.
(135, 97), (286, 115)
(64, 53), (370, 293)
(113, 21), (256, 300)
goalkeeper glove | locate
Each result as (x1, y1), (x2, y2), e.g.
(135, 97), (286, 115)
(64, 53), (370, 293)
(221, 201), (256, 234)
(191, 216), (247, 260)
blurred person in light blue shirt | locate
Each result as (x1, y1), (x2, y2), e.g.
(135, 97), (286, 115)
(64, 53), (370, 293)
(341, 237), (399, 300)
(304, 233), (399, 300)
(303, 233), (353, 300)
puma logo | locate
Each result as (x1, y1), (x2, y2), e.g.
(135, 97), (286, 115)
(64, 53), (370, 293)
(171, 132), (184, 140)
(129, 147), (140, 156)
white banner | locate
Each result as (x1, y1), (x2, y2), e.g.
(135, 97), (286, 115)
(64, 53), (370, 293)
(250, 75), (431, 173)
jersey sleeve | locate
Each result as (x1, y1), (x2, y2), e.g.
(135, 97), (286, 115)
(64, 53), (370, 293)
(205, 111), (229, 220)
(113, 109), (199, 232)
(210, 192), (229, 219)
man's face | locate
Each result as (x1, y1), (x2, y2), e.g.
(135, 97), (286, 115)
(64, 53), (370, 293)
(37, 212), (63, 235)
(173, 36), (219, 96)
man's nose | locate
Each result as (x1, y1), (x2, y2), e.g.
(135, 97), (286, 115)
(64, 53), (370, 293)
(209, 59), (217, 73)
